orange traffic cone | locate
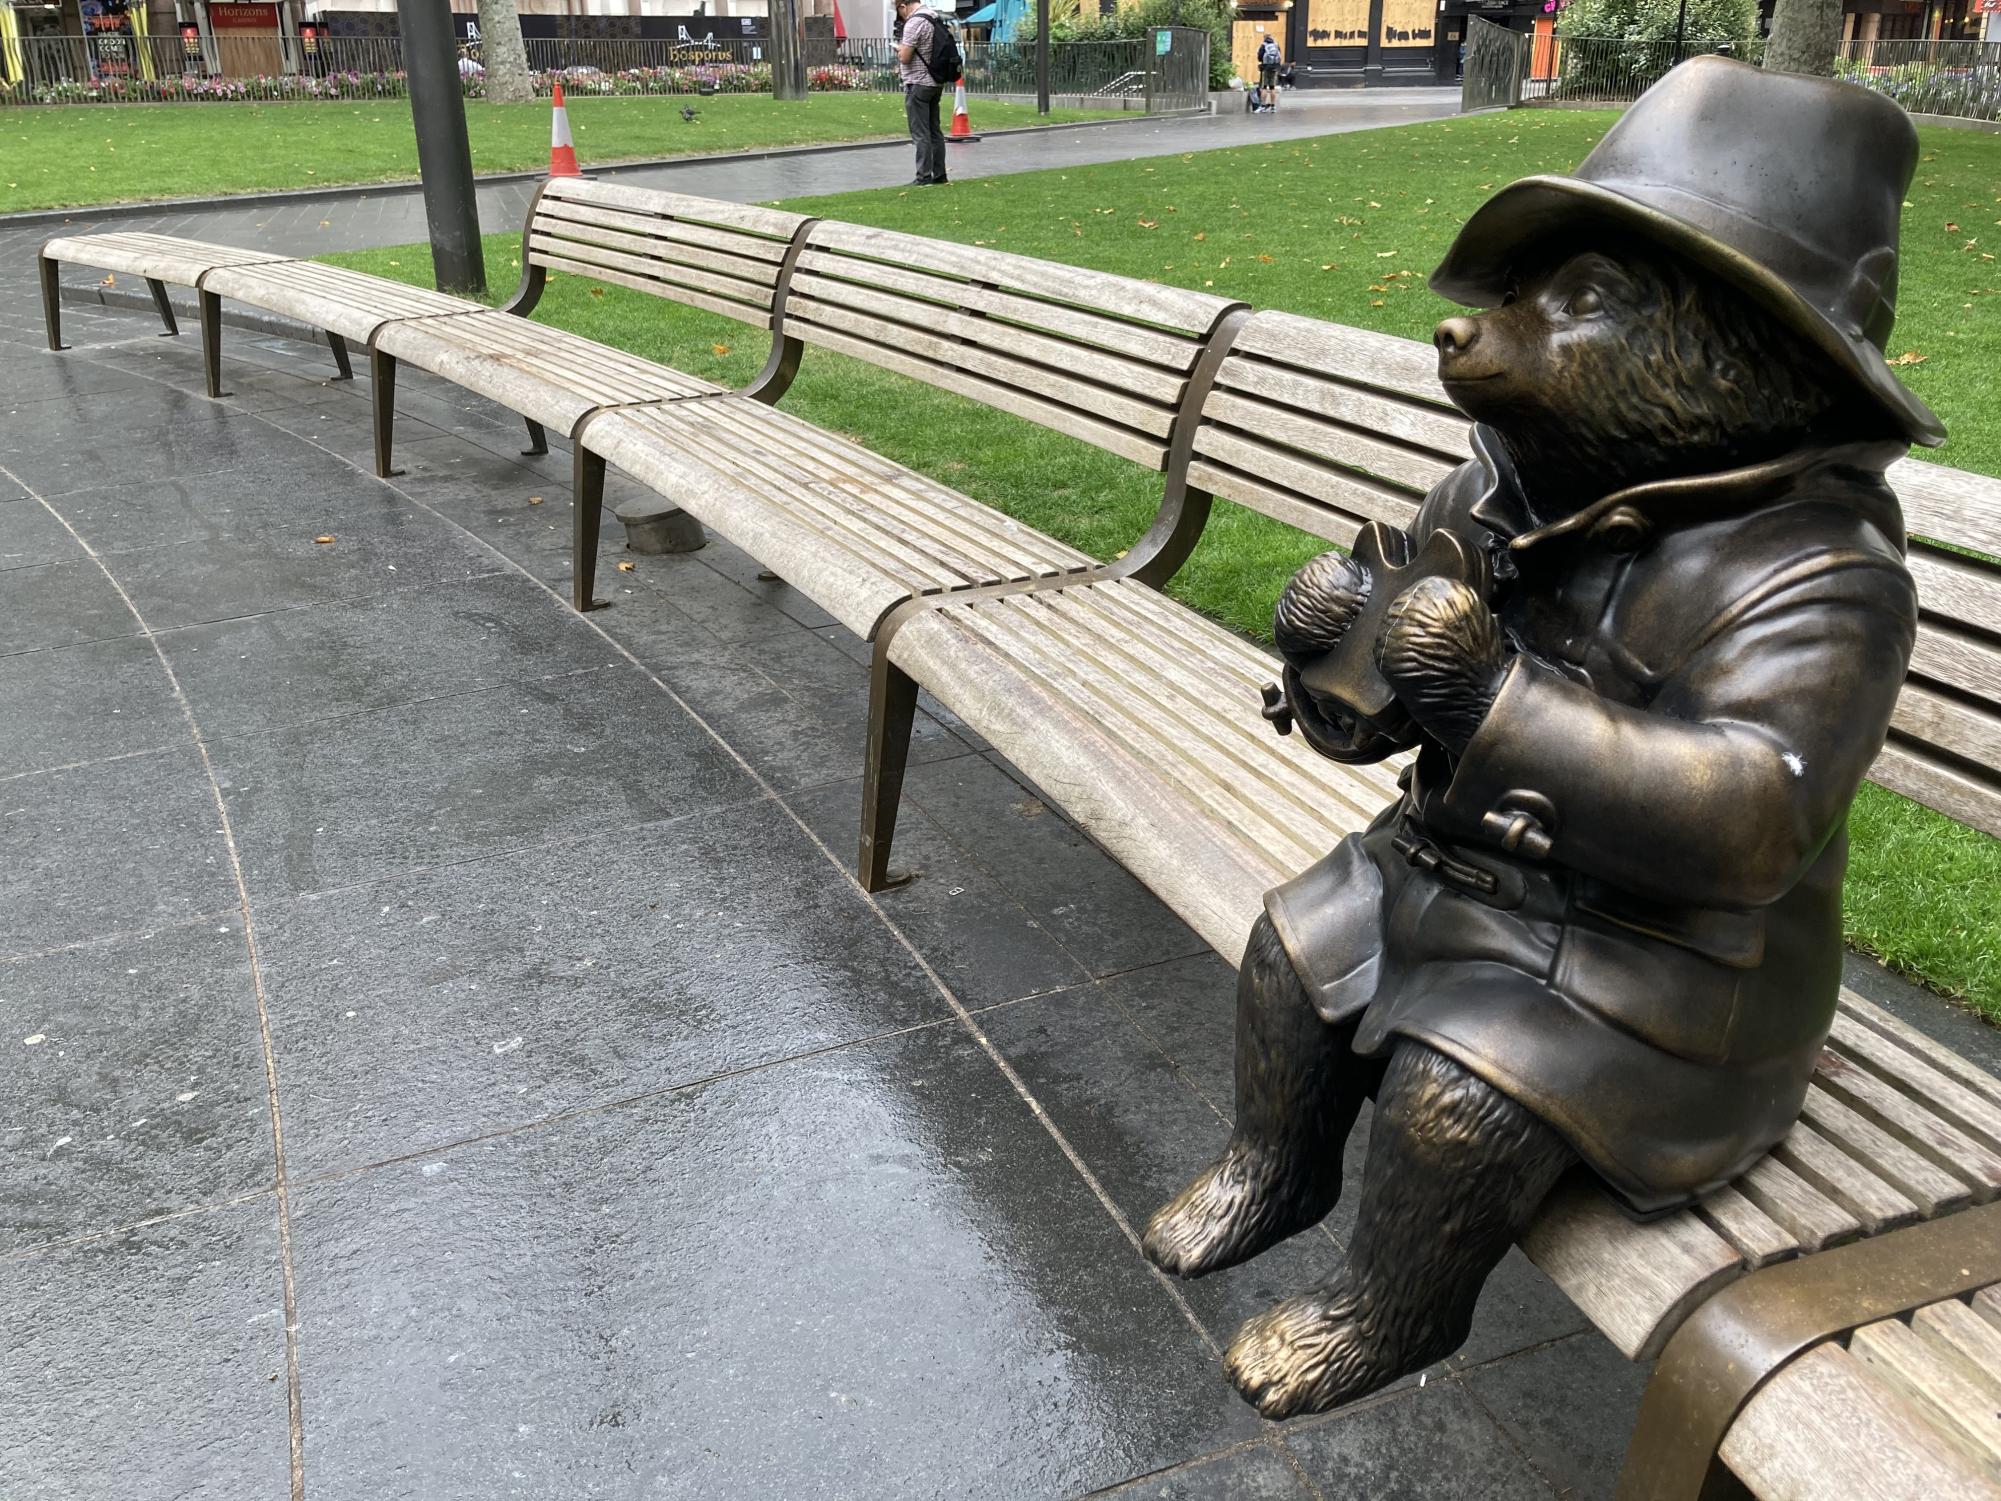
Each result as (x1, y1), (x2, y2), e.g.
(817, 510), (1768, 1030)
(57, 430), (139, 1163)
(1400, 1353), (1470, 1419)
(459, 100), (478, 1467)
(948, 79), (979, 142)
(548, 81), (582, 178)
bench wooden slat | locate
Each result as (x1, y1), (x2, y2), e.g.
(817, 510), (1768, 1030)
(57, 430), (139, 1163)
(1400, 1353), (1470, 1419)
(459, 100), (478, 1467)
(793, 249), (1210, 371)
(1892, 455), (2001, 560)
(804, 219), (1238, 337)
(1190, 428), (1426, 539)
(533, 253), (774, 329)
(1915, 1299), (2001, 1400)
(1519, 1177), (1743, 1360)
(1738, 1154), (1865, 1250)
(783, 319), (1170, 470)
(1908, 543), (2001, 634)
(1201, 388), (1461, 495)
(1840, 993), (2001, 1112)
(1214, 351), (1476, 462)
(1799, 1085), (1977, 1217)
(1721, 1341), (2001, 1500)
(200, 260), (483, 343)
(538, 176), (809, 239)
(530, 200), (791, 264)
(43, 231), (291, 288)
(1909, 626), (2001, 710)
(530, 219), (785, 294)
(788, 296), (1177, 441)
(1773, 1120), (1922, 1235)
(1849, 1316), (2001, 1473)
(1868, 740), (2001, 841)
(1228, 307), (1454, 408)
(787, 270), (1191, 406)
(1814, 1040), (2001, 1198)
(1894, 680), (2001, 771)
(1829, 1015), (2001, 1158)
(1696, 1184), (1800, 1268)
(532, 239), (776, 311)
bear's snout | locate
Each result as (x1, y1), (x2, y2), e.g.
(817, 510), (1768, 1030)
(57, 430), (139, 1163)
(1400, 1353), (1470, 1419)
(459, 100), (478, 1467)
(1433, 316), (1481, 360)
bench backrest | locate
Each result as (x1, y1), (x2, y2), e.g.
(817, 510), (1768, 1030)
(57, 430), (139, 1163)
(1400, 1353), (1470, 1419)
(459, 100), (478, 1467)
(782, 220), (1241, 471)
(1187, 309), (2001, 841)
(520, 177), (809, 329)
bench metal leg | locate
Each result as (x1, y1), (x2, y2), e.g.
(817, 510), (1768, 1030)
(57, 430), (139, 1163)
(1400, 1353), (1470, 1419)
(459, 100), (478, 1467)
(370, 348), (402, 478)
(859, 651), (921, 892)
(146, 278), (179, 337)
(572, 443), (605, 613)
(522, 418), (549, 458)
(327, 331), (354, 381)
(198, 290), (225, 399)
(40, 257), (68, 352)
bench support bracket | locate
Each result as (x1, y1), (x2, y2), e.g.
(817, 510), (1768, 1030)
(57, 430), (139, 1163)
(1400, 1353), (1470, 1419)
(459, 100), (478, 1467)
(523, 418), (550, 458)
(1617, 1199), (2001, 1501)
(39, 256), (68, 352)
(860, 650), (921, 892)
(198, 290), (225, 399)
(146, 278), (179, 338)
(327, 332), (354, 382)
(573, 443), (606, 612)
(370, 347), (401, 478)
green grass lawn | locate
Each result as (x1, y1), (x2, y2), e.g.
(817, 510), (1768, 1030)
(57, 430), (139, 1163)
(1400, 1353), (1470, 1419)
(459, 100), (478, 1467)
(325, 107), (2001, 1021)
(0, 94), (1119, 215)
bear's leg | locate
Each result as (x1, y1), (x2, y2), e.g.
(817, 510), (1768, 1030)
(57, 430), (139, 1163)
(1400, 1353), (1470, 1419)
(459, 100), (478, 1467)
(1143, 913), (1383, 1279)
(1223, 1038), (1575, 1419)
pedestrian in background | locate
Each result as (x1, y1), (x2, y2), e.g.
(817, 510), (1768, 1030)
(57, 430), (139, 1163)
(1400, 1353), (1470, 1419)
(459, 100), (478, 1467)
(1255, 34), (1281, 113)
(895, 0), (948, 186)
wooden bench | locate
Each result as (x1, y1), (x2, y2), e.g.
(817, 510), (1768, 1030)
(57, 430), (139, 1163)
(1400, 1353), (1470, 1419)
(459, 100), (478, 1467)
(34, 185), (2001, 1498)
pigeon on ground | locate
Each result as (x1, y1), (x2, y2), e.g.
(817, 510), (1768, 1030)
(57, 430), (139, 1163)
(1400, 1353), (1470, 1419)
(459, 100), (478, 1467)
(680, 105), (699, 122)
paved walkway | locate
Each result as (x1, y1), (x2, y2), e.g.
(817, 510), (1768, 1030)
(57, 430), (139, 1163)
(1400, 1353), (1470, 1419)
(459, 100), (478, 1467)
(4, 100), (1994, 1501)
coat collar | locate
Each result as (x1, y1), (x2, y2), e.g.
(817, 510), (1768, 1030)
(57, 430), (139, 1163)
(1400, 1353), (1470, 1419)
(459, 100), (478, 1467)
(1462, 424), (1907, 558)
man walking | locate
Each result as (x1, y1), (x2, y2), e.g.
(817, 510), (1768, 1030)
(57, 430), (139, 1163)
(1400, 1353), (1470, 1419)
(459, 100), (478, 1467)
(895, 0), (948, 186)
(1255, 34), (1281, 112)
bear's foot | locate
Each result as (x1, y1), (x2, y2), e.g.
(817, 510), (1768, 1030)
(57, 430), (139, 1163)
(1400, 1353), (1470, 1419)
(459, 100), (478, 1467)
(1142, 1144), (1334, 1280)
(1222, 1276), (1464, 1420)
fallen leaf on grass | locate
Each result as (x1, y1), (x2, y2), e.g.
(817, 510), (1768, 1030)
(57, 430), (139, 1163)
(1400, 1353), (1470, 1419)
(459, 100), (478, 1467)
(1889, 351), (1928, 366)
(588, 286), (606, 299)
(616, 560), (637, 572)
(314, 534), (336, 544)
(712, 343), (732, 356)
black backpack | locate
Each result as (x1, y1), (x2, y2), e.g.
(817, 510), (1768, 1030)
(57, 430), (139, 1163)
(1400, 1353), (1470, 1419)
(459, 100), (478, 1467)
(922, 13), (964, 84)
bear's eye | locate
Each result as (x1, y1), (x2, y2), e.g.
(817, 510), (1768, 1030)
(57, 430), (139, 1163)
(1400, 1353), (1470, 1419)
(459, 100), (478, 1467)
(1567, 287), (1604, 317)
(1500, 283), (1519, 308)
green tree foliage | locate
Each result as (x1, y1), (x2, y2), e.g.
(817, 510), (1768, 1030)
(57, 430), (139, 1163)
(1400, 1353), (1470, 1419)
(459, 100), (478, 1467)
(1556, 0), (1758, 44)
(1019, 0), (1236, 88)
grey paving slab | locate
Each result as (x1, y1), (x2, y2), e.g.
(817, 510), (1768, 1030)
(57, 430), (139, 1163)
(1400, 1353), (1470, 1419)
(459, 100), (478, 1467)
(210, 665), (759, 901)
(47, 451), (419, 557)
(160, 571), (622, 740)
(0, 917), (274, 1251)
(256, 799), (955, 1177)
(4, 406), (259, 500)
(0, 1201), (294, 1501)
(96, 505), (506, 631)
(0, 559), (141, 656)
(287, 1021), (1262, 1501)
(590, 602), (976, 794)
(0, 488), (88, 570)
(789, 769), (1095, 1009)
(0, 748), (236, 955)
(0, 632), (185, 774)
(1282, 1383), (1555, 1500)
(1462, 1334), (1652, 1501)
(1103, 1445), (1310, 1499)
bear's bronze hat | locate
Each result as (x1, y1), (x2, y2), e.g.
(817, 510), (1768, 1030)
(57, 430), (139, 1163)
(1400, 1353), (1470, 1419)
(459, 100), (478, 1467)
(1430, 55), (1944, 446)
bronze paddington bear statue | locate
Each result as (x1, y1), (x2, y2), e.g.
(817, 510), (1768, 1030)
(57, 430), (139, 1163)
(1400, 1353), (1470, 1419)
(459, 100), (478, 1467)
(1142, 56), (1943, 1419)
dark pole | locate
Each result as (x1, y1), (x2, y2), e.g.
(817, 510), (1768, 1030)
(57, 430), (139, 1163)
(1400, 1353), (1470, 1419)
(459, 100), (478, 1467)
(397, 0), (486, 295)
(1672, 0), (1689, 62)
(1035, 0), (1050, 113)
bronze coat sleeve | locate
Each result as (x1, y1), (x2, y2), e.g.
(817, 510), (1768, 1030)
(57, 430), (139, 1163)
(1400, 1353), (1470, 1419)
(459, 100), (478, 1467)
(1439, 555), (1916, 910)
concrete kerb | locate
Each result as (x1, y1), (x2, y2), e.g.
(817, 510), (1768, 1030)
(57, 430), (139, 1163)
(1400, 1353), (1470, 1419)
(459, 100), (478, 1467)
(0, 107), (1208, 232)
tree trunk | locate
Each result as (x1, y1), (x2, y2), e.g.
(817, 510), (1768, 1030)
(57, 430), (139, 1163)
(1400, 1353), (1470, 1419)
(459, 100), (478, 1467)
(473, 0), (534, 104)
(1764, 0), (1844, 76)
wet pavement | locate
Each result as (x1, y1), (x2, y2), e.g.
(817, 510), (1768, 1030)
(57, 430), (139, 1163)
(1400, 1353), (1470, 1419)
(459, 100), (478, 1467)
(2, 104), (1992, 1501)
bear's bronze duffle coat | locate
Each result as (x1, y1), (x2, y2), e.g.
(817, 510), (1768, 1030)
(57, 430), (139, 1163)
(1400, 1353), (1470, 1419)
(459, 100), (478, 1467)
(1265, 424), (1919, 1217)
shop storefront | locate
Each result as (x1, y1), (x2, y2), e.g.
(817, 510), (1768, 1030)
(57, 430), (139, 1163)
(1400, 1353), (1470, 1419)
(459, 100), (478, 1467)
(1272, 0), (1457, 83)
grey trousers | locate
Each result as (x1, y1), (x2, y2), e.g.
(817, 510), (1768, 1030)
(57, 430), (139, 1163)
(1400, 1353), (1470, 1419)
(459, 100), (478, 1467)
(905, 83), (946, 182)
